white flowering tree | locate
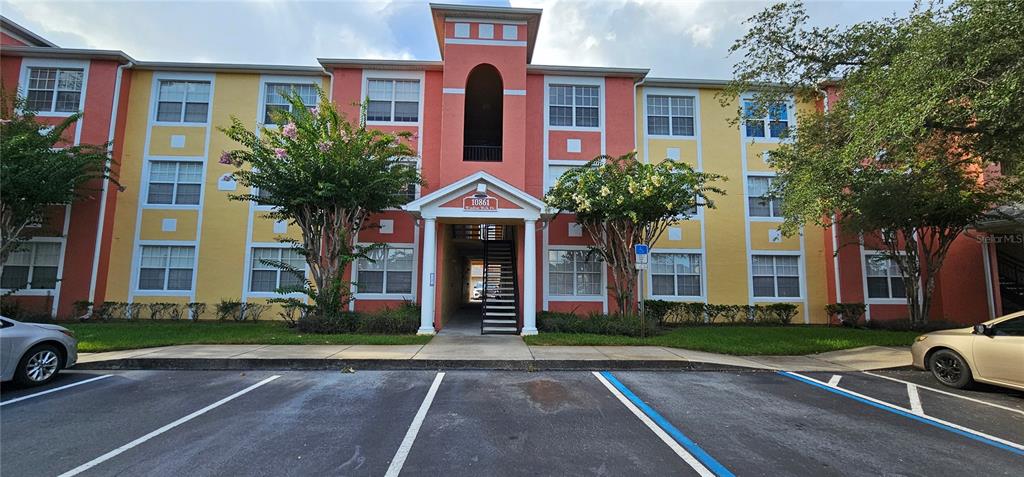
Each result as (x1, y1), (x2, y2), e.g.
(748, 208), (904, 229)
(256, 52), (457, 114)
(219, 88), (422, 316)
(545, 152), (724, 313)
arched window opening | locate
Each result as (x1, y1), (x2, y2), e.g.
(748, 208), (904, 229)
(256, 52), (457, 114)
(463, 64), (503, 162)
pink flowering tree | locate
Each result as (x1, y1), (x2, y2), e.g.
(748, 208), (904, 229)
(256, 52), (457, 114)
(219, 87), (422, 316)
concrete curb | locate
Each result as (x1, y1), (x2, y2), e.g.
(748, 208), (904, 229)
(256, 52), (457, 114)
(74, 358), (762, 372)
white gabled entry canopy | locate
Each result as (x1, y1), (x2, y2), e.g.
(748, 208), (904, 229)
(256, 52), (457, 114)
(403, 171), (551, 220)
(403, 171), (547, 336)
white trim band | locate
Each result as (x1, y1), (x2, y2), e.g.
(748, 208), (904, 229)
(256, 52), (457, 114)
(445, 38), (527, 47)
(504, 89), (526, 96)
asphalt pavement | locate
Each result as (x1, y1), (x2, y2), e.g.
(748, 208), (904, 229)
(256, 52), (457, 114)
(1, 369), (1021, 476)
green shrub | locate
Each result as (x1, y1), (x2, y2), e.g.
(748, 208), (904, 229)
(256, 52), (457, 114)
(215, 299), (244, 321)
(296, 302), (420, 335)
(825, 303), (866, 327)
(187, 302), (207, 320)
(755, 303), (799, 325)
(538, 311), (659, 337)
(642, 300), (676, 325)
(296, 312), (360, 334)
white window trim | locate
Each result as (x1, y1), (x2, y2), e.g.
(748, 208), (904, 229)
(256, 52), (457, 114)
(257, 75), (321, 127)
(749, 251), (805, 301)
(353, 242), (417, 301)
(740, 95), (795, 143)
(547, 246), (606, 301)
(646, 248), (706, 301)
(545, 76), (604, 132)
(643, 89), (699, 139)
(140, 157), (205, 210)
(17, 58), (90, 118)
(132, 241), (197, 296)
(745, 172), (784, 222)
(244, 243), (309, 298)
(362, 70), (425, 127)
(862, 250), (910, 304)
(0, 237), (65, 296)
(150, 71), (214, 126)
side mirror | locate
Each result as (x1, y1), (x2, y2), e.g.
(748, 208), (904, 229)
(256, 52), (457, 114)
(973, 324), (990, 336)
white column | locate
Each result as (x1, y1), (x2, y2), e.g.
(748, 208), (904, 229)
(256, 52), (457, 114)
(418, 218), (437, 335)
(521, 219), (538, 335)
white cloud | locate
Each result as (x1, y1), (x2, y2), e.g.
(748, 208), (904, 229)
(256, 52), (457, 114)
(2, 0), (914, 78)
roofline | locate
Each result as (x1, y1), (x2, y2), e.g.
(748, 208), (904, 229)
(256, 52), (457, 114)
(641, 76), (731, 89)
(0, 16), (58, 47)
(0, 45), (133, 63)
(133, 61), (326, 76)
(528, 64), (649, 79)
(318, 58), (444, 71)
(429, 3), (542, 63)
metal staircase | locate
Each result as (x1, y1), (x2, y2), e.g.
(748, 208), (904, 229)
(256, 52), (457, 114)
(480, 225), (520, 334)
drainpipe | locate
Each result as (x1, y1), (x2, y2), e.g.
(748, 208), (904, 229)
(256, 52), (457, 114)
(87, 60), (133, 313)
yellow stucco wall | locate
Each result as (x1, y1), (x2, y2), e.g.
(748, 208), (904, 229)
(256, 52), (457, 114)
(149, 126), (207, 156)
(194, 73), (259, 304)
(636, 85), (828, 322)
(139, 209), (199, 241)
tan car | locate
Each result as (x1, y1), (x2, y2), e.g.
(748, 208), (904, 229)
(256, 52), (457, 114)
(912, 311), (1024, 390)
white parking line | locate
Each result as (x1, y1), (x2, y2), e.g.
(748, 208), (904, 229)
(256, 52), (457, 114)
(862, 371), (1024, 416)
(827, 375), (842, 387)
(907, 383), (924, 415)
(384, 372), (445, 477)
(57, 375), (280, 477)
(1, 375), (113, 407)
(593, 372), (717, 477)
(784, 372), (1024, 454)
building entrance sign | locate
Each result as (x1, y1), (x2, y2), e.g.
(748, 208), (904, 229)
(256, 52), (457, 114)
(463, 195), (498, 212)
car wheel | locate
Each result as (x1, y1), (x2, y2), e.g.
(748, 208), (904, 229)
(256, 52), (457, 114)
(14, 344), (64, 386)
(928, 349), (973, 389)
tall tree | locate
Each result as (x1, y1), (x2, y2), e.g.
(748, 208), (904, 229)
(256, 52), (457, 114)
(219, 88), (422, 316)
(725, 1), (1024, 326)
(544, 152), (724, 314)
(0, 92), (113, 264)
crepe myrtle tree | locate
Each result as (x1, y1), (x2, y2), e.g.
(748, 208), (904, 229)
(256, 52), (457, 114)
(219, 87), (423, 316)
(0, 91), (114, 264)
(544, 152), (724, 314)
(724, 1), (1024, 327)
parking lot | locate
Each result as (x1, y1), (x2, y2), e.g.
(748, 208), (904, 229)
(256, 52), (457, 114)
(2, 369), (1022, 476)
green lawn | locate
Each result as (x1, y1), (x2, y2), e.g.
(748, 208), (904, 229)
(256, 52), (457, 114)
(524, 326), (921, 356)
(67, 321), (432, 353)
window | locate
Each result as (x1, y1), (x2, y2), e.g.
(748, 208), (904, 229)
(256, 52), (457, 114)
(147, 161), (203, 205)
(357, 246), (414, 294)
(367, 79), (419, 122)
(263, 83), (318, 124)
(748, 176), (782, 218)
(651, 253), (702, 297)
(137, 246), (195, 291)
(26, 67), (84, 113)
(479, 24), (494, 39)
(647, 95), (695, 136)
(865, 254), (906, 299)
(548, 250), (602, 296)
(391, 159), (418, 204)
(549, 84), (599, 128)
(743, 100), (789, 138)
(1, 242), (60, 290)
(991, 317), (1024, 337)
(752, 255), (800, 298)
(250, 247), (305, 293)
(502, 24), (518, 40)
(156, 80), (211, 123)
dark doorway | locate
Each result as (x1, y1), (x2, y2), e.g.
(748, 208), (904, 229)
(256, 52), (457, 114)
(463, 64), (503, 162)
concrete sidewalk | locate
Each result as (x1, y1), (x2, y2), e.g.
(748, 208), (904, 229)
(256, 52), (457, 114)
(75, 341), (911, 372)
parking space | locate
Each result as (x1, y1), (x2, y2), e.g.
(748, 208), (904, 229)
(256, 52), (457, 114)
(1, 369), (1021, 476)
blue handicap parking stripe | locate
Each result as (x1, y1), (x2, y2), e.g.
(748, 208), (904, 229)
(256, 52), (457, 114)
(778, 371), (1024, 456)
(600, 371), (735, 477)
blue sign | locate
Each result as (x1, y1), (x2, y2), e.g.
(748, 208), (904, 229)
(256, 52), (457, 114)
(634, 244), (649, 255)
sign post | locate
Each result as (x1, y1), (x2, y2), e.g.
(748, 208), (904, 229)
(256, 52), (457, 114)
(633, 244), (649, 339)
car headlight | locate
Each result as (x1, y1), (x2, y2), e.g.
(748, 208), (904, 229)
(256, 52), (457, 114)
(915, 335), (928, 342)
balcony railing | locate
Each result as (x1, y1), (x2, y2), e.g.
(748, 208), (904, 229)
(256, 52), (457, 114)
(464, 145), (502, 162)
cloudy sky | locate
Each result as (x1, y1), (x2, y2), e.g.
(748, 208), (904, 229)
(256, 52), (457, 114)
(2, 0), (914, 79)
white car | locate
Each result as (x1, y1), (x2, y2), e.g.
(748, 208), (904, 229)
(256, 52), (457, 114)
(0, 316), (78, 386)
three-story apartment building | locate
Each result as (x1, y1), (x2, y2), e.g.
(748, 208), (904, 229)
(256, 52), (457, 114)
(1, 4), (1015, 333)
